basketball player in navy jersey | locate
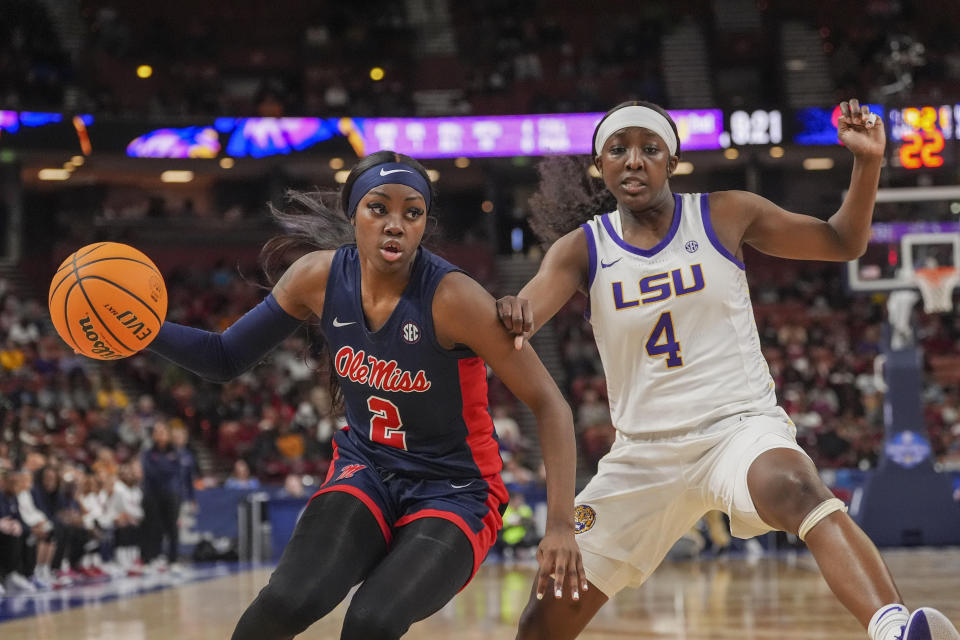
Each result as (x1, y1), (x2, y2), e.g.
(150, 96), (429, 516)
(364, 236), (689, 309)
(498, 100), (960, 640)
(147, 150), (585, 639)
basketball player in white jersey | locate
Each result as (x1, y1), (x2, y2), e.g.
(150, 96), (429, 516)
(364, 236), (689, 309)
(498, 99), (960, 640)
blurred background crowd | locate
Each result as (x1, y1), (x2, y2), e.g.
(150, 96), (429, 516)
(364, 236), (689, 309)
(2, 0), (960, 593)
(3, 0), (959, 117)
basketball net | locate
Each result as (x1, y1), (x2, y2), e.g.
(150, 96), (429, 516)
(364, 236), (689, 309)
(913, 266), (958, 314)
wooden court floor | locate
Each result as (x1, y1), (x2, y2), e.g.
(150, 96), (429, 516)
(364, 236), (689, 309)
(2, 549), (958, 639)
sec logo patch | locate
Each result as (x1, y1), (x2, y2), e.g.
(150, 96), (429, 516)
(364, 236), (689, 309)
(574, 504), (596, 534)
(401, 321), (421, 344)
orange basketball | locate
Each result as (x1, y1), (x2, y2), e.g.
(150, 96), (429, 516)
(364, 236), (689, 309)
(48, 242), (167, 360)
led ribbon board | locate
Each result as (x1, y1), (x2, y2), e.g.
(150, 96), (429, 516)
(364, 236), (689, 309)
(355, 110), (724, 158)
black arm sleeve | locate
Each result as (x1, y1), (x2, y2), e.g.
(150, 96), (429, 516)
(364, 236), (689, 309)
(147, 293), (304, 383)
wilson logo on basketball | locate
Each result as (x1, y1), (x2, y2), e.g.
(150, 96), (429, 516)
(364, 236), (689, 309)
(334, 346), (431, 393)
(77, 316), (122, 359)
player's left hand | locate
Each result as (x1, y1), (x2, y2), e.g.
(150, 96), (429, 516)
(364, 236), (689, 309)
(536, 526), (587, 601)
(837, 98), (885, 161)
(496, 295), (534, 350)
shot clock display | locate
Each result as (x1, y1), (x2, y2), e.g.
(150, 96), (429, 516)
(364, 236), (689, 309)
(886, 104), (959, 170)
(722, 109), (783, 147)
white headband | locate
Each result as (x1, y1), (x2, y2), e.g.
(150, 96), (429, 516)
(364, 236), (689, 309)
(594, 106), (678, 157)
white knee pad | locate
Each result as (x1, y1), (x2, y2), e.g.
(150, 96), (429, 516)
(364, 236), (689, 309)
(797, 498), (848, 541)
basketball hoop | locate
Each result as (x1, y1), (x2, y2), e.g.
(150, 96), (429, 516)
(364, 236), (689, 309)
(913, 266), (959, 314)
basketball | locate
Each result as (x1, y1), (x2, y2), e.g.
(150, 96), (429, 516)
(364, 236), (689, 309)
(47, 242), (167, 360)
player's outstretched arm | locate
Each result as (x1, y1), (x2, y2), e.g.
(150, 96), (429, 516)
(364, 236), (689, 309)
(497, 227), (589, 349)
(148, 251), (333, 383)
(434, 272), (586, 602)
(719, 98), (886, 262)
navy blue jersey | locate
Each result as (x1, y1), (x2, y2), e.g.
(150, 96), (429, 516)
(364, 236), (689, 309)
(321, 245), (502, 480)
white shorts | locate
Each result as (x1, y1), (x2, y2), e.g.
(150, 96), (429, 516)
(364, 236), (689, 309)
(573, 408), (807, 597)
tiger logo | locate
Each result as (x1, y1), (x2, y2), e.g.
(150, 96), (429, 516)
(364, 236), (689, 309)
(574, 504), (597, 534)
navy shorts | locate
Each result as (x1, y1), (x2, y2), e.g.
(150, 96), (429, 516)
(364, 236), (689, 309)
(310, 430), (509, 585)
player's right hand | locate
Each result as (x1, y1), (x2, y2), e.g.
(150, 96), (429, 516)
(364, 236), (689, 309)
(536, 526), (587, 602)
(496, 295), (533, 350)
(837, 98), (885, 161)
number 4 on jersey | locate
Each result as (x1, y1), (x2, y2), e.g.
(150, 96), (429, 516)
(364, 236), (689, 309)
(368, 396), (407, 450)
(645, 311), (683, 367)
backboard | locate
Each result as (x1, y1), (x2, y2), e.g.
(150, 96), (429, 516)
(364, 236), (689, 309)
(847, 187), (960, 294)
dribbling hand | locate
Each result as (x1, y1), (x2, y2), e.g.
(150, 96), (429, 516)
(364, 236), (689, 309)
(496, 295), (534, 350)
(536, 526), (588, 602)
(838, 98), (885, 161)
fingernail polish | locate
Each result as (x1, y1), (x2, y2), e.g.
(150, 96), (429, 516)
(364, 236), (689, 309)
(555, 589), (562, 598)
(573, 592), (580, 600)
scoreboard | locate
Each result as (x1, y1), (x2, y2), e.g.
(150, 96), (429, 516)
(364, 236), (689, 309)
(2, 103), (960, 171)
(886, 104), (959, 170)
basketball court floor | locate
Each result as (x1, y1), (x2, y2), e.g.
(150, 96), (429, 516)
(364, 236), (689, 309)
(1, 548), (957, 639)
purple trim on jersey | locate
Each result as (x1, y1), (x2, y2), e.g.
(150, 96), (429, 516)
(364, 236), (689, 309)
(700, 193), (746, 270)
(580, 224), (597, 321)
(580, 223), (598, 289)
(600, 193), (681, 257)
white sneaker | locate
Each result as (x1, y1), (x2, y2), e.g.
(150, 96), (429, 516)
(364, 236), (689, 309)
(5, 572), (38, 594)
(52, 570), (75, 588)
(904, 608), (960, 640)
(30, 574), (52, 591)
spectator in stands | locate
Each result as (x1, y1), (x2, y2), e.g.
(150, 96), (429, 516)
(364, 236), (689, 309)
(32, 464), (87, 584)
(224, 460), (260, 490)
(15, 469), (55, 588)
(497, 491), (538, 563)
(279, 473), (305, 499)
(141, 420), (182, 566)
(249, 406), (281, 477)
(110, 463), (144, 574)
(492, 404), (525, 453)
(96, 377), (130, 412)
(308, 386), (337, 459)
(75, 472), (109, 578)
(0, 469), (34, 594)
(172, 425), (198, 509)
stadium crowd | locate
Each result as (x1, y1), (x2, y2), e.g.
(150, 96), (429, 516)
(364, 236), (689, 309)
(4, 0), (960, 117)
(3, 0), (960, 596)
(2, 225), (960, 592)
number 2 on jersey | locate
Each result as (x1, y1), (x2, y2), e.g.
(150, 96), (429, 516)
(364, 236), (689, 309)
(367, 396), (407, 450)
(645, 311), (683, 367)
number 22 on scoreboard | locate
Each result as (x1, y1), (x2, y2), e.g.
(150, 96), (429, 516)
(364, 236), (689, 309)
(899, 106), (945, 169)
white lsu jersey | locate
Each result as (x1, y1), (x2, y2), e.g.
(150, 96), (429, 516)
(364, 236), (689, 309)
(581, 192), (777, 435)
